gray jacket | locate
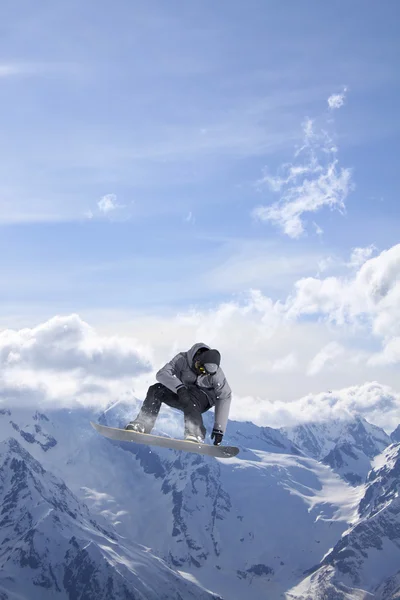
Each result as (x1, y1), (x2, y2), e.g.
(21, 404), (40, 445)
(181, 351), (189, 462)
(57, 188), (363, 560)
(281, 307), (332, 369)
(156, 342), (232, 434)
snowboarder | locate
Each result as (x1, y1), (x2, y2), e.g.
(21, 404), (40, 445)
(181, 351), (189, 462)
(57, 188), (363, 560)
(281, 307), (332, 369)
(125, 343), (232, 445)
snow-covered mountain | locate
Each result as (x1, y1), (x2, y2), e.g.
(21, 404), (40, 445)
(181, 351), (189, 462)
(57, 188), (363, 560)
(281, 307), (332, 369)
(0, 436), (222, 600)
(225, 419), (303, 456)
(287, 442), (400, 599)
(0, 402), (397, 599)
(281, 417), (391, 485)
(391, 425), (400, 443)
(374, 570), (400, 600)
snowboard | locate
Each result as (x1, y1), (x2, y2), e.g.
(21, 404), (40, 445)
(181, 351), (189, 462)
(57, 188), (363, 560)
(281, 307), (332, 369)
(91, 422), (239, 459)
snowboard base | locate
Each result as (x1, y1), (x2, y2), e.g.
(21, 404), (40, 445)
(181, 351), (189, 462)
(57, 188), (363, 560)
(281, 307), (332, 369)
(91, 422), (239, 458)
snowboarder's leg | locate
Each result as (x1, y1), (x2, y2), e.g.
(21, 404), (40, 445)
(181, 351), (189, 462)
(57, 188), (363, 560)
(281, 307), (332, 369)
(126, 383), (168, 433)
(137, 386), (206, 441)
(181, 389), (210, 441)
(183, 409), (206, 441)
(126, 384), (210, 440)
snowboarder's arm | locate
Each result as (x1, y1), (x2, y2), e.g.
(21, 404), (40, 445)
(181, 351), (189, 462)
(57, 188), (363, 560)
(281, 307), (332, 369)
(213, 370), (232, 434)
(156, 353), (185, 394)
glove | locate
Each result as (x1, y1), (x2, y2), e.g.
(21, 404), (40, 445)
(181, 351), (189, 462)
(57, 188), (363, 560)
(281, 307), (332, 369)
(211, 428), (223, 446)
(176, 385), (190, 407)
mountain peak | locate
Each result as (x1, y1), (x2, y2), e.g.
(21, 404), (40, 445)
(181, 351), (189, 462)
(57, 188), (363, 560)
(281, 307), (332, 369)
(391, 424), (400, 443)
(281, 415), (390, 462)
(0, 430), (222, 600)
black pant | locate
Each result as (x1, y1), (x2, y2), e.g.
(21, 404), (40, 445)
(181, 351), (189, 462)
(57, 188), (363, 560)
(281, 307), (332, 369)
(133, 383), (210, 437)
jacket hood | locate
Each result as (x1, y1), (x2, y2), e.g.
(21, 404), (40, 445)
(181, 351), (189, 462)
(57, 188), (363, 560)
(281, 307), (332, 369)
(187, 342), (210, 365)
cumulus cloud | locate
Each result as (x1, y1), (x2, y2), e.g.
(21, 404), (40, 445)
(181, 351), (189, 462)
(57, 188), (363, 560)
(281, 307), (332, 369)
(0, 315), (154, 412)
(347, 245), (377, 269)
(287, 244), (400, 336)
(92, 243), (400, 432)
(0, 314), (152, 378)
(229, 382), (400, 434)
(281, 243), (400, 377)
(316, 256), (336, 275)
(327, 87), (347, 110)
(2, 243), (400, 432)
(0, 378), (49, 405)
(368, 337), (400, 367)
(253, 114), (352, 238)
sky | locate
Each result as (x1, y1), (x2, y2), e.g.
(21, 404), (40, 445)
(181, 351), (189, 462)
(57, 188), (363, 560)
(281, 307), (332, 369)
(1, 1), (400, 433)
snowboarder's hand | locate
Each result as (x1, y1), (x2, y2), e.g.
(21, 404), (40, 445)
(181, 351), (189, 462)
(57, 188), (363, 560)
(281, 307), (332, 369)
(211, 428), (223, 446)
(176, 385), (190, 407)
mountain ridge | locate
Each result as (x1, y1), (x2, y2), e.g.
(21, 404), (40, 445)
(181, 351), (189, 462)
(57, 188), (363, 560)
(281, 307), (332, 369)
(0, 402), (399, 599)
(0, 435), (222, 600)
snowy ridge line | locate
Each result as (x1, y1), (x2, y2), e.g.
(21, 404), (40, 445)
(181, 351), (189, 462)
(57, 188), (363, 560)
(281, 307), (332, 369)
(0, 433), (222, 600)
(0, 403), (399, 599)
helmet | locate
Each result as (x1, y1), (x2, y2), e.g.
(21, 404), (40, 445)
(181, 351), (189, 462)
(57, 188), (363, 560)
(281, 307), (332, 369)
(197, 349), (221, 375)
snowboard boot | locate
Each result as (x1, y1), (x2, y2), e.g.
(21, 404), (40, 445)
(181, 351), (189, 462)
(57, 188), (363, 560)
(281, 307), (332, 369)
(125, 422), (145, 433)
(185, 433), (205, 444)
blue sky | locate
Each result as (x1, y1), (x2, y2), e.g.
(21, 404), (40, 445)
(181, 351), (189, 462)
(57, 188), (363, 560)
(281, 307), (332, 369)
(1, 1), (400, 428)
(1, 0), (399, 320)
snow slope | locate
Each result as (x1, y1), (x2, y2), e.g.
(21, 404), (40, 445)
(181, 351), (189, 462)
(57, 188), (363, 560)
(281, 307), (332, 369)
(287, 443), (400, 599)
(282, 417), (391, 485)
(0, 435), (222, 600)
(0, 403), (364, 600)
(391, 425), (400, 443)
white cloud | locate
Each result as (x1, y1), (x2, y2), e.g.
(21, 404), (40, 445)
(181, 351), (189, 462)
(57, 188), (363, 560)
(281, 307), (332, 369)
(347, 244), (400, 338)
(368, 337), (400, 367)
(347, 245), (377, 269)
(88, 193), (132, 221)
(2, 244), (400, 433)
(0, 315), (153, 411)
(285, 244), (400, 371)
(271, 353), (298, 373)
(88, 243), (400, 431)
(0, 314), (152, 379)
(253, 116), (352, 238)
(327, 87), (347, 110)
(313, 222), (324, 236)
(98, 194), (119, 214)
(229, 382), (400, 434)
(249, 350), (298, 375)
(307, 342), (344, 376)
(316, 256), (336, 275)
(286, 244), (400, 323)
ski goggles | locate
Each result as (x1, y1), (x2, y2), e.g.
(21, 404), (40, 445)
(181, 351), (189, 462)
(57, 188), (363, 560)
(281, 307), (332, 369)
(197, 362), (218, 375)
